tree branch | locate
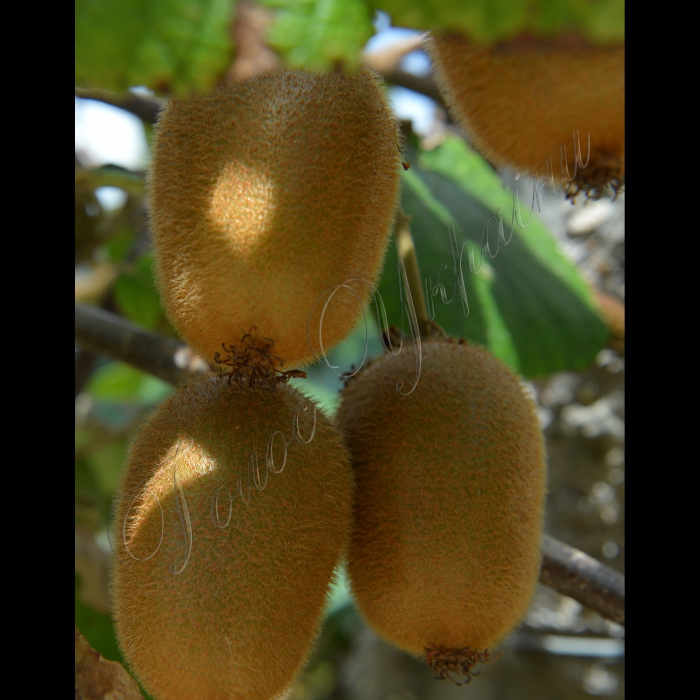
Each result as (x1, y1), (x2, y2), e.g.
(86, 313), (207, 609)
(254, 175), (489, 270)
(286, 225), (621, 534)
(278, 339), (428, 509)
(74, 304), (625, 626)
(75, 64), (446, 125)
(74, 304), (209, 386)
(75, 164), (144, 196)
(394, 210), (432, 337)
(75, 86), (164, 124)
(380, 67), (446, 109)
(363, 35), (447, 110)
(540, 534), (625, 626)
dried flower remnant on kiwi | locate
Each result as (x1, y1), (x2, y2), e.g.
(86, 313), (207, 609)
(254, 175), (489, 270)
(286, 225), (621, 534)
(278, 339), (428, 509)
(425, 644), (502, 685)
(149, 68), (403, 369)
(336, 340), (545, 683)
(428, 34), (625, 200)
(564, 151), (624, 202)
(214, 326), (307, 392)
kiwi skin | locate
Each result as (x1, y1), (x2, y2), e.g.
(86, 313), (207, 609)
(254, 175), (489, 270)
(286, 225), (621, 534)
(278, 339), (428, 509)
(149, 67), (402, 369)
(336, 339), (546, 660)
(111, 378), (354, 700)
(429, 34), (624, 198)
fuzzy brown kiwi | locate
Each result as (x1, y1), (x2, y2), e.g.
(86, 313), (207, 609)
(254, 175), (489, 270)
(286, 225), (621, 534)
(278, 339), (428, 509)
(335, 338), (546, 682)
(111, 378), (353, 700)
(429, 33), (624, 199)
(149, 66), (402, 369)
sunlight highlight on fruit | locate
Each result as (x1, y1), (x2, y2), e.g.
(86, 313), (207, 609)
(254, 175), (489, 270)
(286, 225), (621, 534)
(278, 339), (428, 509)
(149, 67), (403, 369)
(111, 378), (353, 700)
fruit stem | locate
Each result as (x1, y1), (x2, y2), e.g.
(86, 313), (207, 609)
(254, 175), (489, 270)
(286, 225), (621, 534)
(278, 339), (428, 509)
(395, 209), (432, 337)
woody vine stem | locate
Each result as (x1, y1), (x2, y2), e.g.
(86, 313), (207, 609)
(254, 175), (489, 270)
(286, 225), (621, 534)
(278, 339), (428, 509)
(394, 209), (432, 337)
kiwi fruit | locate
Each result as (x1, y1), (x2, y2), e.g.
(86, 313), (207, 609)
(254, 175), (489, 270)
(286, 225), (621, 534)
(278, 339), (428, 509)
(149, 67), (402, 369)
(335, 338), (546, 681)
(111, 377), (353, 700)
(429, 33), (624, 198)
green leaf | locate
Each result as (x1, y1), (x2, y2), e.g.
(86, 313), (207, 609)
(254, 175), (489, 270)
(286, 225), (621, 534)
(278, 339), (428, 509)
(260, 0), (374, 69)
(88, 362), (173, 404)
(114, 273), (162, 329)
(113, 253), (164, 329)
(75, 586), (123, 664)
(75, 0), (235, 94)
(103, 229), (135, 263)
(372, 0), (624, 44)
(76, 435), (130, 526)
(291, 313), (384, 416)
(378, 135), (608, 378)
(85, 437), (129, 496)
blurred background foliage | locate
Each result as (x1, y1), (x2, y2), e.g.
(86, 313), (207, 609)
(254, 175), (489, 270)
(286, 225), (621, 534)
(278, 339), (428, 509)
(76, 0), (624, 93)
(75, 1), (624, 698)
(369, 0), (624, 43)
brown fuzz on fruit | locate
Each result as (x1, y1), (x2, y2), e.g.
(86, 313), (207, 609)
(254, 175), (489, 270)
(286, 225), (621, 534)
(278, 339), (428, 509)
(213, 326), (307, 391)
(111, 378), (353, 700)
(149, 67), (403, 369)
(429, 33), (624, 199)
(336, 338), (546, 682)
